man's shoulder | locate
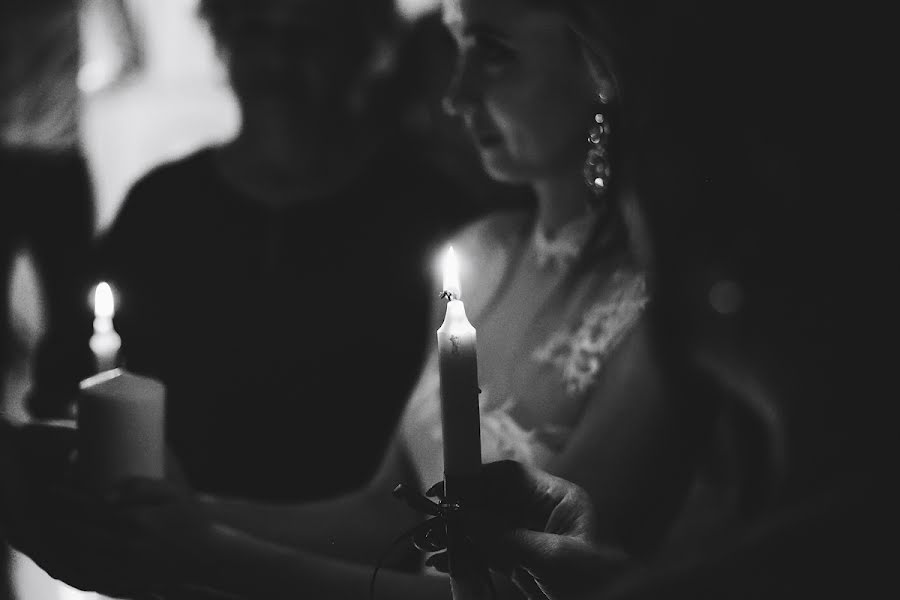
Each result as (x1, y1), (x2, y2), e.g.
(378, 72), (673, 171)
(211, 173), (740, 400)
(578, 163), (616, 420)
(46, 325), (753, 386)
(125, 147), (218, 202)
(103, 148), (222, 249)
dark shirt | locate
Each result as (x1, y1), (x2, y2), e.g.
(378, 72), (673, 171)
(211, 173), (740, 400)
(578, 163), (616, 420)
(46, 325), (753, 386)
(98, 140), (484, 503)
(0, 147), (95, 418)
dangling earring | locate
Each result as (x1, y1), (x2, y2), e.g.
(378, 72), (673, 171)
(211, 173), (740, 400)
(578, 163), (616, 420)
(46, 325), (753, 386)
(583, 92), (612, 197)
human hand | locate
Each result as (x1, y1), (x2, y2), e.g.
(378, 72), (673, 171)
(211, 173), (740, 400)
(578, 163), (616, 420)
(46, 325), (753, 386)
(427, 461), (629, 600)
(1, 422), (204, 596)
(0, 418), (75, 542)
(6, 480), (152, 597)
(16, 420), (77, 486)
(105, 477), (218, 589)
(0, 418), (25, 526)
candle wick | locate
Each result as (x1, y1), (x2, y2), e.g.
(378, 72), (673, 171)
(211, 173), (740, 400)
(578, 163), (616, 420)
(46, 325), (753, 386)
(440, 290), (456, 302)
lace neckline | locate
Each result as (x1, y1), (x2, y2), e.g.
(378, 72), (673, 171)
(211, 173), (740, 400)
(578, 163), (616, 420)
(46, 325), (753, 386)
(532, 211), (599, 270)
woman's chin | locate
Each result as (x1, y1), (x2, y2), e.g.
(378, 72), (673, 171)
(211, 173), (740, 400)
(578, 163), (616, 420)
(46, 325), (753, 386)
(479, 150), (530, 185)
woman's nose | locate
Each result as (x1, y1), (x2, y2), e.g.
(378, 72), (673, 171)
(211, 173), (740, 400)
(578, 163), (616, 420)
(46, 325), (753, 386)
(442, 62), (480, 117)
(441, 95), (458, 117)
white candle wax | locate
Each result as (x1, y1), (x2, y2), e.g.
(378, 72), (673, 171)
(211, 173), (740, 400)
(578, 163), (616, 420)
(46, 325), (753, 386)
(77, 369), (166, 491)
(89, 282), (121, 372)
(437, 247), (482, 495)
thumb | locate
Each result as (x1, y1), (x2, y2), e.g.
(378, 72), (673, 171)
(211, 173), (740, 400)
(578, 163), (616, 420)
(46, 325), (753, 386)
(465, 525), (564, 575)
(501, 529), (588, 572)
(492, 529), (627, 587)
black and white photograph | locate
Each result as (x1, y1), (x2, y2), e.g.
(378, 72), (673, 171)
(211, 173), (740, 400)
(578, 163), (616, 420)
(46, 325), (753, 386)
(1, 1), (885, 599)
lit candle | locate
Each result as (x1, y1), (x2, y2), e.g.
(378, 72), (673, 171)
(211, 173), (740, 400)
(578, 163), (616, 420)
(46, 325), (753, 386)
(437, 246), (482, 494)
(89, 282), (121, 372)
(437, 247), (488, 600)
(77, 368), (166, 492)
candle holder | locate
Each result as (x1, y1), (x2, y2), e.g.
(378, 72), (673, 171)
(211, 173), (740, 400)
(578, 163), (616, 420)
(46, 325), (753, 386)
(369, 483), (494, 600)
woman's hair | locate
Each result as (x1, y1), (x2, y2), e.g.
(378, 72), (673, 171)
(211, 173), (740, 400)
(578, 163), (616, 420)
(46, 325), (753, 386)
(514, 0), (642, 291)
(574, 0), (870, 495)
(549, 0), (829, 299)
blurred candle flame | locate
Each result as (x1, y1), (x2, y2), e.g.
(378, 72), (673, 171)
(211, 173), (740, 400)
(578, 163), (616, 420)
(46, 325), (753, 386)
(90, 281), (120, 371)
(94, 281), (115, 319)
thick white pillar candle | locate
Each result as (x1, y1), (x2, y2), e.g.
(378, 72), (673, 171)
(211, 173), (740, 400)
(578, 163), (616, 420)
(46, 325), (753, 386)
(89, 282), (121, 373)
(77, 369), (165, 492)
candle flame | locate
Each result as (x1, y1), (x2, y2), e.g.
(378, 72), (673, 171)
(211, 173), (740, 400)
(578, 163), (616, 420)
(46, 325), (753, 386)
(94, 282), (115, 319)
(442, 246), (462, 300)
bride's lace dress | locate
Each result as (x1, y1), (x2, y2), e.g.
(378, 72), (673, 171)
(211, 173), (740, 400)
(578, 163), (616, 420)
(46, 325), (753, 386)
(401, 210), (648, 488)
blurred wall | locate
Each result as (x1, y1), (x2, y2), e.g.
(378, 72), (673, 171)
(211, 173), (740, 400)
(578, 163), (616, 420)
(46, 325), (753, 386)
(79, 0), (240, 234)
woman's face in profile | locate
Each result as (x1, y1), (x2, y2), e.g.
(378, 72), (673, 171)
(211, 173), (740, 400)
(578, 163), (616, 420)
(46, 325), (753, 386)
(441, 0), (597, 185)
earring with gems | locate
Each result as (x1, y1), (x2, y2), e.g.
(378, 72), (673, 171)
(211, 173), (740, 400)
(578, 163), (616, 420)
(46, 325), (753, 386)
(583, 91), (612, 197)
